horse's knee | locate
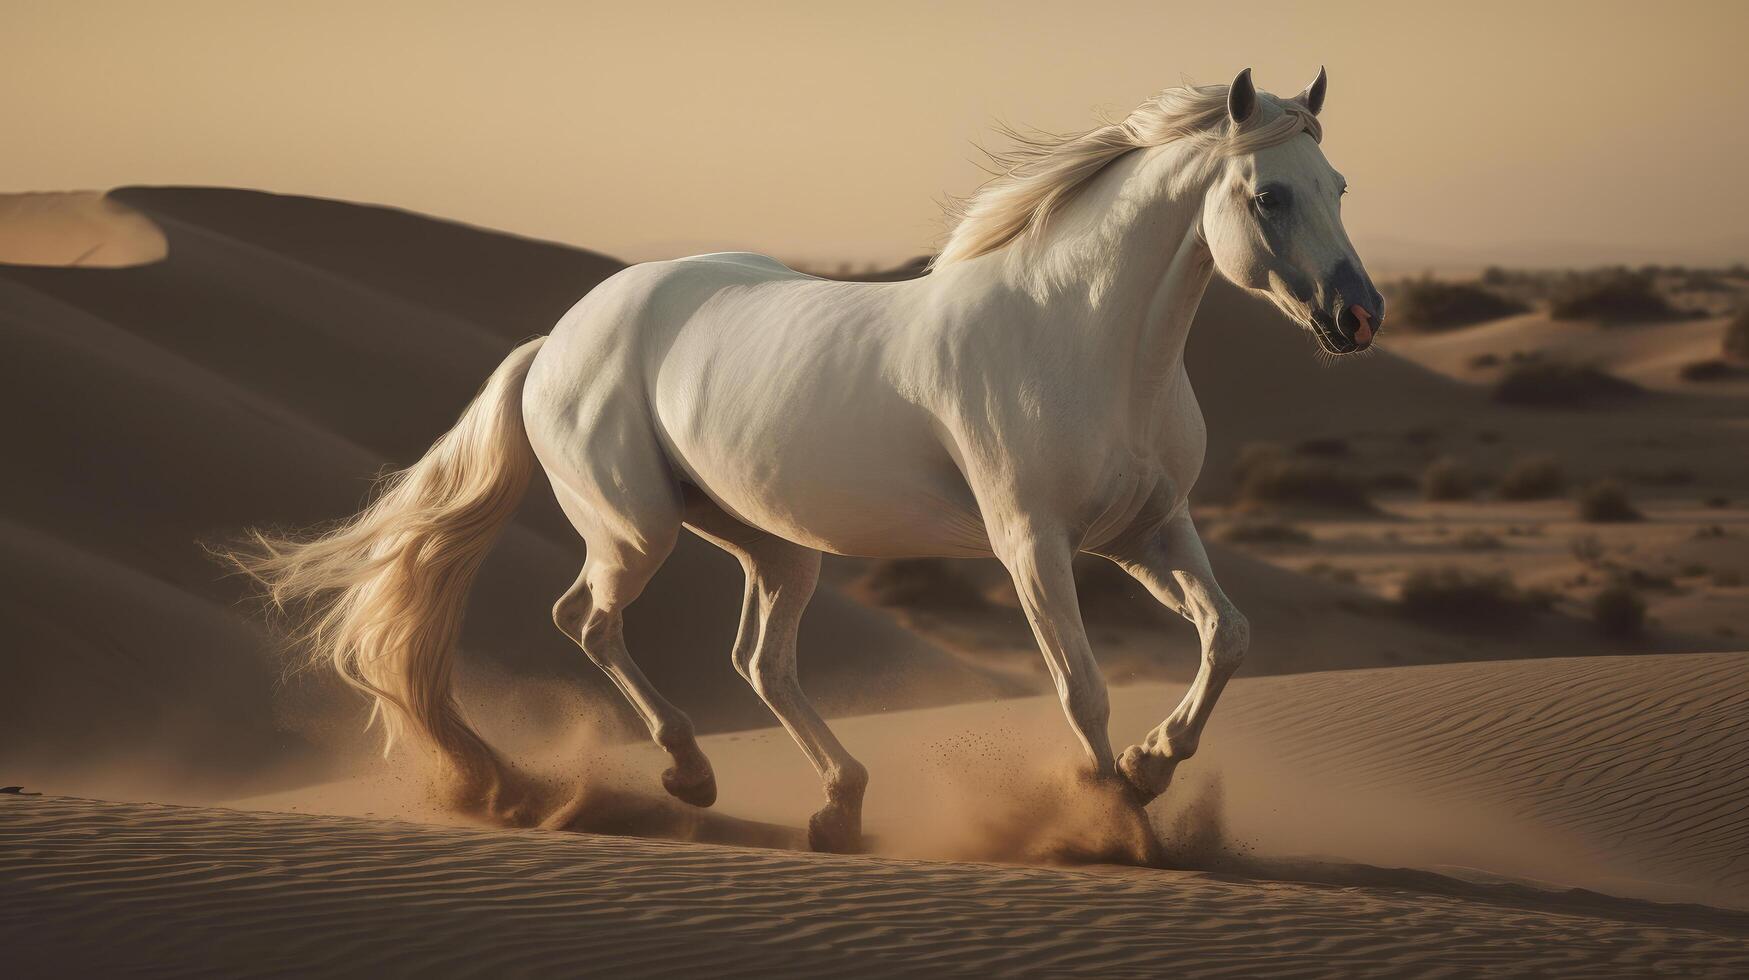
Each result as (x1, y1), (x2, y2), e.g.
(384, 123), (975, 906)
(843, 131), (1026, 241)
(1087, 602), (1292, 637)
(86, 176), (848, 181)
(1205, 607), (1249, 674)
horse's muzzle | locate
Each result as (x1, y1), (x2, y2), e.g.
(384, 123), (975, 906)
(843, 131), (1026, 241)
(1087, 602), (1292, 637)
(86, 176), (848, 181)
(1324, 260), (1385, 352)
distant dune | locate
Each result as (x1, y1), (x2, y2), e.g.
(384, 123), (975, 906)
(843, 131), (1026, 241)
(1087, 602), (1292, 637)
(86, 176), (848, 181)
(0, 188), (1009, 798)
(0, 191), (167, 267)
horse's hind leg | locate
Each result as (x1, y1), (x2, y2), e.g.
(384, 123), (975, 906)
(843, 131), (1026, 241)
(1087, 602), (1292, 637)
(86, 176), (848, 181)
(687, 498), (867, 852)
(550, 493), (717, 808)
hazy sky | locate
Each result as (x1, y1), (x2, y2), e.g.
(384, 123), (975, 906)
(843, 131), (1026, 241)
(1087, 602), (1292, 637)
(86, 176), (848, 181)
(7, 1), (1748, 266)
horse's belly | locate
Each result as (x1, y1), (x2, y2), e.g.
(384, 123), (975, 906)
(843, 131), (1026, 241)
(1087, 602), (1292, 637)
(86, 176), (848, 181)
(689, 448), (991, 558)
(657, 386), (990, 557)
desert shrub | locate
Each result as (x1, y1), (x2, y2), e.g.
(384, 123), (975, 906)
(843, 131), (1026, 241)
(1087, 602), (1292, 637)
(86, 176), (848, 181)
(1725, 309), (1749, 361)
(1549, 270), (1680, 322)
(1679, 358), (1737, 381)
(1496, 454), (1566, 500)
(1305, 561), (1359, 585)
(1493, 361), (1641, 407)
(861, 558), (987, 610)
(1455, 529), (1503, 550)
(1399, 567), (1534, 627)
(1213, 520), (1312, 545)
(1420, 456), (1474, 501)
(1390, 278), (1528, 330)
(1576, 480), (1642, 523)
(1704, 496), (1732, 509)
(1591, 585), (1645, 638)
(1072, 556), (1164, 625)
(1234, 446), (1371, 512)
(1714, 570), (1745, 588)
(1468, 352), (1502, 369)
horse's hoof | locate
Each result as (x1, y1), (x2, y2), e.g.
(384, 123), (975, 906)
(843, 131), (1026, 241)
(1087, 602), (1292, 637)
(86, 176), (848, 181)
(807, 803), (862, 854)
(661, 766), (717, 808)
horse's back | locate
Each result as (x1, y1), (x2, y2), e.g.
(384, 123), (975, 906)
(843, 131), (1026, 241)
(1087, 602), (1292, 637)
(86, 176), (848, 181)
(526, 254), (989, 557)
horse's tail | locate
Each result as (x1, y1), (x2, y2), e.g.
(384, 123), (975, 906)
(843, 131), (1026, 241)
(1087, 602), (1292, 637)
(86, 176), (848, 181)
(222, 337), (546, 813)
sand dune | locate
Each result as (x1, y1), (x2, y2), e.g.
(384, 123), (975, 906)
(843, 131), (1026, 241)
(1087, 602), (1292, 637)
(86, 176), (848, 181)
(1388, 309), (1749, 394)
(0, 188), (1008, 797)
(6, 793), (1748, 978)
(685, 652), (1749, 911)
(0, 191), (167, 267)
(237, 652), (1749, 912)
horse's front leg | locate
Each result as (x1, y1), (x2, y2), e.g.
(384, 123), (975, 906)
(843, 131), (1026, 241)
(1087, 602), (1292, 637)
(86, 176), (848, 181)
(994, 522), (1116, 776)
(1095, 512), (1249, 804)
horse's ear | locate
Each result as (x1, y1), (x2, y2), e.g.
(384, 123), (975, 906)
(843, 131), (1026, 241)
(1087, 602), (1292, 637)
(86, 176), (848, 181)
(1227, 68), (1257, 124)
(1296, 66), (1328, 116)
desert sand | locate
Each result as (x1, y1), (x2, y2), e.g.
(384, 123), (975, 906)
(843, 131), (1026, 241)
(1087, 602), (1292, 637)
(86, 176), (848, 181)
(9, 651), (1749, 976)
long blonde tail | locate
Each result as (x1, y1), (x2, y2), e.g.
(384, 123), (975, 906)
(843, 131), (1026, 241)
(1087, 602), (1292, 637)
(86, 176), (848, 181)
(224, 337), (546, 813)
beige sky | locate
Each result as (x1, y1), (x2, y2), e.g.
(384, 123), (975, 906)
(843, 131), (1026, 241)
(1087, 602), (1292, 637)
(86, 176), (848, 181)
(6, 1), (1747, 267)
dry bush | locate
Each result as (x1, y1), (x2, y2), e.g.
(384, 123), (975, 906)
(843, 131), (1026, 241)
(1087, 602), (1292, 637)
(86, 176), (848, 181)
(1679, 358), (1737, 382)
(1455, 529), (1503, 550)
(1576, 480), (1642, 523)
(861, 558), (989, 610)
(1389, 277), (1528, 331)
(1725, 308), (1749, 361)
(1399, 567), (1535, 628)
(1071, 556), (1167, 625)
(1493, 361), (1642, 407)
(1213, 520), (1312, 545)
(1497, 454), (1567, 500)
(1233, 444), (1372, 513)
(1420, 456), (1474, 501)
(1549, 270), (1680, 322)
(1591, 584), (1646, 638)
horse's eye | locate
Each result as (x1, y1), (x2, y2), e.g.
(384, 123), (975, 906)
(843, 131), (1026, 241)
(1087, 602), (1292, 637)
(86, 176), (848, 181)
(1253, 191), (1277, 211)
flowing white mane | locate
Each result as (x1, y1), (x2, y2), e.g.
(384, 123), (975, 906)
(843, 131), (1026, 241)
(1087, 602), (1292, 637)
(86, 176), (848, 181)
(935, 83), (1323, 268)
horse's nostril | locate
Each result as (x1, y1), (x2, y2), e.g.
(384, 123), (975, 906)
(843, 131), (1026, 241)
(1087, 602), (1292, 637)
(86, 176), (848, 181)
(1350, 304), (1373, 346)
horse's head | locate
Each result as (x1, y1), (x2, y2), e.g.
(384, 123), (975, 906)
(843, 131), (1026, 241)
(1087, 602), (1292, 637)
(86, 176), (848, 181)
(1200, 68), (1384, 354)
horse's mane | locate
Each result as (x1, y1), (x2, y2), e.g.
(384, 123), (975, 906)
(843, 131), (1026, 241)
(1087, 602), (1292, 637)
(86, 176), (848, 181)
(934, 82), (1322, 268)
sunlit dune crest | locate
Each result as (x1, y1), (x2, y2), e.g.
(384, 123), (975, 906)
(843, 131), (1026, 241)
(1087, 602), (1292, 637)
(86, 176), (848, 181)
(0, 191), (166, 267)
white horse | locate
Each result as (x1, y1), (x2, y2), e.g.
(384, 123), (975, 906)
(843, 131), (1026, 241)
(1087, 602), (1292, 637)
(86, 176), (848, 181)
(234, 68), (1383, 853)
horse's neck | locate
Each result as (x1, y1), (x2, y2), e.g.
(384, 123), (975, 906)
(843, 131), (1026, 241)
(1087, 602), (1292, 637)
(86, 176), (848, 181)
(1002, 145), (1216, 418)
